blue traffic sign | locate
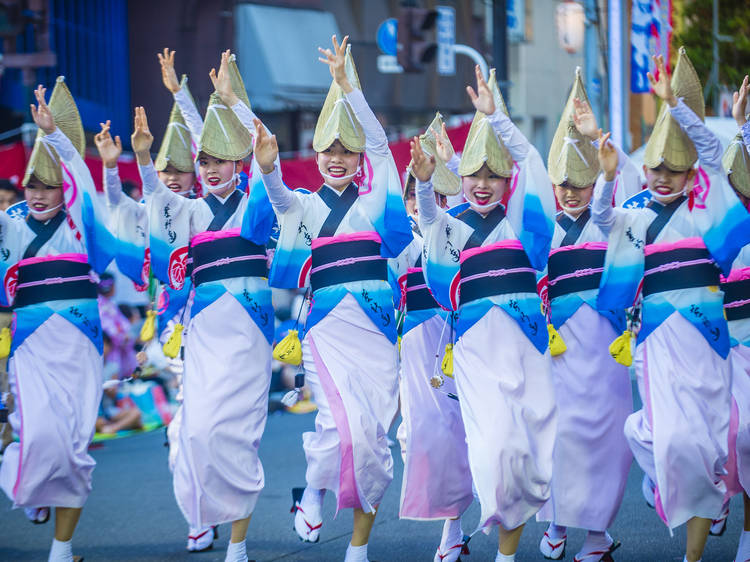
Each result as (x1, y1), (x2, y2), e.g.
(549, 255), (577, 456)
(376, 18), (398, 56)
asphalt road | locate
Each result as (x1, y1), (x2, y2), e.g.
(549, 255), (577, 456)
(0, 396), (745, 561)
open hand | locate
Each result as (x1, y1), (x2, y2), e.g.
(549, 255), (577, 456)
(410, 136), (435, 182)
(573, 97), (598, 139)
(157, 48), (181, 94)
(466, 65), (495, 115)
(209, 49), (240, 106)
(94, 121), (123, 169)
(131, 106), (154, 157)
(597, 130), (617, 182)
(647, 54), (677, 107)
(732, 75), (749, 127)
(30, 85), (55, 135)
(318, 35), (352, 93)
(430, 122), (454, 163)
(253, 118), (278, 174)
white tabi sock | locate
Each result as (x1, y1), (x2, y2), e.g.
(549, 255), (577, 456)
(225, 539), (248, 562)
(440, 517), (463, 549)
(547, 523), (567, 539)
(345, 543), (368, 562)
(577, 530), (612, 559)
(736, 530), (750, 562)
(301, 486), (325, 509)
(682, 557), (701, 562)
(48, 539), (73, 562)
(495, 551), (515, 562)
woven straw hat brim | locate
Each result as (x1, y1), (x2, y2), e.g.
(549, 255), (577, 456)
(312, 46), (366, 153)
(155, 75), (195, 173)
(643, 47), (705, 172)
(723, 133), (750, 197)
(196, 92), (252, 162)
(548, 68), (599, 188)
(23, 76), (84, 187)
(458, 111), (513, 178)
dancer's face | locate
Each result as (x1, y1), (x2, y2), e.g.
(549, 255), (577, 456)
(24, 176), (64, 221)
(158, 164), (195, 197)
(554, 183), (594, 217)
(198, 153), (241, 198)
(317, 140), (361, 191)
(462, 164), (507, 214)
(644, 163), (695, 204)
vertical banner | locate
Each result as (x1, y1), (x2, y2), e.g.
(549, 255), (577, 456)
(631, 0), (673, 93)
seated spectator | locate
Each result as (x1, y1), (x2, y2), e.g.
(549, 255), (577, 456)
(97, 333), (143, 435)
(0, 179), (20, 211)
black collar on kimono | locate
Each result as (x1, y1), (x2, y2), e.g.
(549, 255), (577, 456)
(204, 189), (243, 232)
(316, 183), (359, 238)
(557, 208), (591, 247)
(23, 211), (66, 259)
(456, 205), (506, 250)
(645, 195), (687, 245)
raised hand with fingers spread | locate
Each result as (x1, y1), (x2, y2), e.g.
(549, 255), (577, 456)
(597, 130), (617, 182)
(30, 85), (55, 135)
(410, 137), (436, 182)
(253, 118), (278, 174)
(466, 65), (495, 116)
(94, 120), (122, 169)
(318, 34), (352, 93)
(573, 97), (599, 140)
(158, 48), (181, 94)
(732, 74), (749, 128)
(430, 123), (455, 163)
(209, 49), (240, 107)
(131, 107), (154, 163)
(647, 54), (677, 107)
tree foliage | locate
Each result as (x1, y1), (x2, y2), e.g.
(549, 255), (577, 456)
(674, 0), (750, 99)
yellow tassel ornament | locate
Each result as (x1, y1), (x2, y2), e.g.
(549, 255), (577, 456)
(441, 343), (454, 377)
(0, 327), (11, 358)
(609, 330), (634, 366)
(547, 324), (567, 356)
(273, 329), (303, 366)
(139, 310), (156, 342)
(162, 323), (184, 359)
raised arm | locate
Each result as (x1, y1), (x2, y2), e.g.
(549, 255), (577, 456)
(410, 137), (439, 226)
(254, 117), (296, 214)
(159, 48), (203, 144)
(591, 132), (620, 234)
(94, 120), (124, 206)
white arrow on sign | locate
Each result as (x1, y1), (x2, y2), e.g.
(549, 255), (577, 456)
(377, 54), (403, 74)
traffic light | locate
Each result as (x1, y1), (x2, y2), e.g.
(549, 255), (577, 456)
(397, 7), (438, 73)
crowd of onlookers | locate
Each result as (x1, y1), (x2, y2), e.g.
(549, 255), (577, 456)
(0, 177), (311, 455)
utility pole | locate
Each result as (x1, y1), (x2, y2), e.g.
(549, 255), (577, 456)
(703, 0), (732, 114)
(583, 0), (602, 126)
(493, 0), (509, 108)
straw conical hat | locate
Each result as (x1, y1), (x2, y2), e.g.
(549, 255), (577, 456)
(548, 67), (600, 188)
(155, 75), (195, 173)
(312, 45), (365, 153)
(643, 47), (705, 172)
(408, 112), (461, 195)
(23, 76), (85, 187)
(723, 133), (750, 197)
(458, 68), (513, 177)
(196, 92), (252, 161)
(228, 53), (252, 109)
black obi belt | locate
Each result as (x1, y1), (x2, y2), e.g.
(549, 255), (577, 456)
(15, 257), (96, 307)
(548, 246), (606, 299)
(643, 246), (720, 297)
(406, 267), (439, 312)
(459, 245), (536, 306)
(310, 234), (387, 293)
(190, 233), (267, 287)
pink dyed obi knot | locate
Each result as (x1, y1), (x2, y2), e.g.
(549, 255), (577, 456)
(190, 229), (267, 286)
(459, 241), (536, 305)
(15, 254), (96, 307)
(310, 232), (386, 292)
(643, 239), (719, 297)
(721, 267), (750, 321)
(548, 243), (607, 299)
